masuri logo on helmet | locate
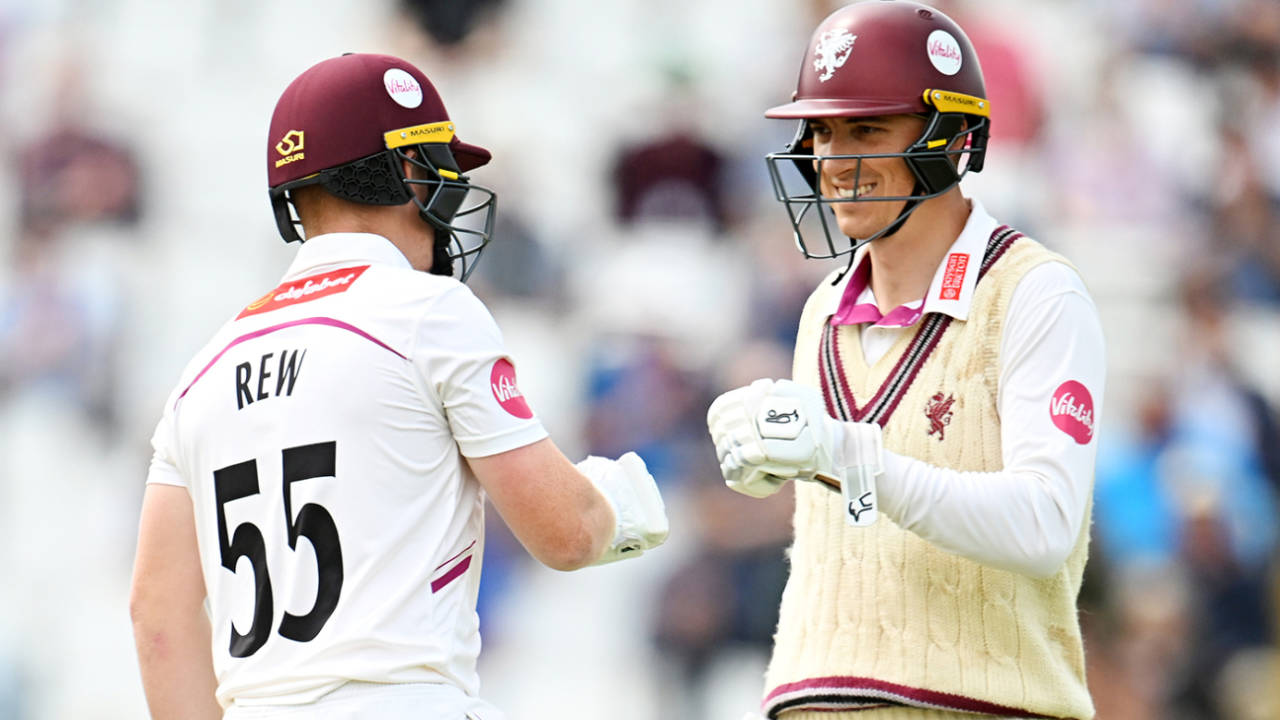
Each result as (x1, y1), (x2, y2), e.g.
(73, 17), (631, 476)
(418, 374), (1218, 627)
(274, 130), (305, 168)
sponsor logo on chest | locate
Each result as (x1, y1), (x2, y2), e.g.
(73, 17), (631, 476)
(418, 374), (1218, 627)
(938, 252), (969, 301)
(237, 265), (370, 319)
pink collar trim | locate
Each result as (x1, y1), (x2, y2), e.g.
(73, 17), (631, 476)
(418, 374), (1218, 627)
(830, 256), (925, 328)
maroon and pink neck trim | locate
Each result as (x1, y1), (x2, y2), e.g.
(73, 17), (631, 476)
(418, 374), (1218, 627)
(818, 225), (1020, 428)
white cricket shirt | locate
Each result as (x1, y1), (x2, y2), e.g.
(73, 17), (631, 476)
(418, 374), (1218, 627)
(146, 233), (547, 707)
(822, 200), (1106, 577)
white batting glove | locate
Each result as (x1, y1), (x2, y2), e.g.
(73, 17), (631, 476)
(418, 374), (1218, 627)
(706, 379), (812, 497)
(575, 452), (670, 565)
(707, 379), (884, 523)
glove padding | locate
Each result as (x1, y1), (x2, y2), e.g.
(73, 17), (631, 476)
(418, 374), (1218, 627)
(707, 378), (883, 503)
(575, 452), (669, 565)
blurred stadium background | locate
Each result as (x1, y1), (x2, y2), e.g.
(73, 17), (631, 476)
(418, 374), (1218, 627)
(0, 0), (1277, 717)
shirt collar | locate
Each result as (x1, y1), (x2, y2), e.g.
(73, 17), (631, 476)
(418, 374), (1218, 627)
(828, 198), (998, 327)
(283, 233), (412, 279)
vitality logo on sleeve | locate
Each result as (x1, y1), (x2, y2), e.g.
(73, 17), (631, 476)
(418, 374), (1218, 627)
(238, 266), (370, 319)
(490, 358), (533, 419)
(1050, 380), (1095, 444)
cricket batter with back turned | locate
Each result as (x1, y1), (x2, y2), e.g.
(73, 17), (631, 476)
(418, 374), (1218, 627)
(130, 52), (669, 720)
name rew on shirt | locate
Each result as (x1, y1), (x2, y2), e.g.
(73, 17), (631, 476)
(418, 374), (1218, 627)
(236, 348), (305, 410)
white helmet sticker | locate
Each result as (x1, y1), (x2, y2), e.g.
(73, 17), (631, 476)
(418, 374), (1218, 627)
(927, 29), (963, 76)
(813, 29), (857, 83)
(383, 68), (423, 108)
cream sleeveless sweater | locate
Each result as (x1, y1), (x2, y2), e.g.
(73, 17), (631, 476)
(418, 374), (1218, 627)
(763, 233), (1094, 720)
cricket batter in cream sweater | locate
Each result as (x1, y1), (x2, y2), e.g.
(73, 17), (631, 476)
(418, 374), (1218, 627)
(706, 3), (1104, 719)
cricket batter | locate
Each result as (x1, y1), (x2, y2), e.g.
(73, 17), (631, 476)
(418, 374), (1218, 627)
(707, 2), (1104, 718)
(129, 53), (669, 719)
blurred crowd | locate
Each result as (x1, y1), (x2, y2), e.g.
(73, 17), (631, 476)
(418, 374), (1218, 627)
(0, 0), (1277, 718)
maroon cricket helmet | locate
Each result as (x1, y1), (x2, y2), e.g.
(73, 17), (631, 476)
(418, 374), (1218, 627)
(766, 0), (987, 120)
(267, 52), (490, 189)
(265, 53), (498, 282)
(763, 1), (991, 260)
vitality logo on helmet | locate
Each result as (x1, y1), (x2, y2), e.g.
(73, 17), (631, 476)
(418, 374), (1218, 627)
(927, 30), (964, 75)
(383, 68), (423, 108)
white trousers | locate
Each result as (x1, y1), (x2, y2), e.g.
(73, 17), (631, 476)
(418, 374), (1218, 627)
(222, 681), (506, 720)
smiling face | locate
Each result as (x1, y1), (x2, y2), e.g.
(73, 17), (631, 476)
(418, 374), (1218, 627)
(808, 113), (927, 240)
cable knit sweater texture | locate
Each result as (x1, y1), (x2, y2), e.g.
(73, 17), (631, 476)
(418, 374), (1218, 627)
(765, 235), (1094, 720)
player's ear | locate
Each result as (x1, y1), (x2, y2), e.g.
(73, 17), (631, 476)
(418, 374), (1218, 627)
(399, 148), (419, 179)
(947, 118), (971, 165)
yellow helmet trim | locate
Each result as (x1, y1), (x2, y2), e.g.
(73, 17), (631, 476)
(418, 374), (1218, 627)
(922, 89), (990, 117)
(384, 121), (456, 149)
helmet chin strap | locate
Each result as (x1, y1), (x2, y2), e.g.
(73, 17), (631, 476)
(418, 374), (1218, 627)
(428, 224), (455, 277)
(831, 182), (927, 285)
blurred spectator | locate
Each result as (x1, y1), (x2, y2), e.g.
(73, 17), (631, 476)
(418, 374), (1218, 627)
(1048, 50), (1186, 227)
(652, 486), (792, 720)
(582, 335), (715, 489)
(1207, 121), (1280, 306)
(1163, 270), (1280, 568)
(1169, 495), (1275, 717)
(610, 69), (733, 235)
(1089, 564), (1194, 720)
(1093, 379), (1182, 569)
(0, 228), (121, 432)
(651, 339), (795, 719)
(1218, 0), (1280, 68)
(17, 59), (142, 234)
(935, 0), (1046, 148)
(18, 126), (142, 232)
(398, 0), (507, 48)
(468, 210), (567, 305)
(1239, 49), (1280, 202)
(611, 132), (730, 233)
(1089, 270), (1280, 718)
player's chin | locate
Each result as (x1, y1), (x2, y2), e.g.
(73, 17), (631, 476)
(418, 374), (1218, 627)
(832, 206), (884, 240)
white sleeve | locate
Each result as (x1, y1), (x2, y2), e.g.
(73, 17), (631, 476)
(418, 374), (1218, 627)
(145, 392), (187, 488)
(876, 262), (1105, 577)
(413, 285), (548, 458)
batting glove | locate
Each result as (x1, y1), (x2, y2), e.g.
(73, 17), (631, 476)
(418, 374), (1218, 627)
(575, 452), (670, 565)
(707, 379), (884, 511)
